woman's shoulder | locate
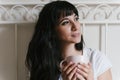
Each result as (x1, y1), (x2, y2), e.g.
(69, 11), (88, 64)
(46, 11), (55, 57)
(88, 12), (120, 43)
(83, 46), (112, 76)
(83, 46), (104, 59)
(83, 46), (111, 65)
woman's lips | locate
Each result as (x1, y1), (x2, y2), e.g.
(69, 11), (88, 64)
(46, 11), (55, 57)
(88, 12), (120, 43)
(71, 33), (80, 37)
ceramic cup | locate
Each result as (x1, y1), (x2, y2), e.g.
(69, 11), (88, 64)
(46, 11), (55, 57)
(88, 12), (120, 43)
(60, 55), (89, 69)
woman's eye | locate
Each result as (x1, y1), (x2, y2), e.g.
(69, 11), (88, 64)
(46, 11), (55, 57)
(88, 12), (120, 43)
(75, 17), (79, 21)
(61, 21), (70, 25)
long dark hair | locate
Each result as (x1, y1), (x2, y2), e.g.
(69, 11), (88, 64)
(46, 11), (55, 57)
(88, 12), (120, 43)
(26, 1), (84, 80)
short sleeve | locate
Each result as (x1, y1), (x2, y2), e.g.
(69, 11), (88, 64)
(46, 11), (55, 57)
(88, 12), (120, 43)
(94, 52), (112, 77)
(59, 75), (62, 80)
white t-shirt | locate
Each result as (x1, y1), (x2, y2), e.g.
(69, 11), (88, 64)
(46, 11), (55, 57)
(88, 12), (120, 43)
(59, 47), (112, 80)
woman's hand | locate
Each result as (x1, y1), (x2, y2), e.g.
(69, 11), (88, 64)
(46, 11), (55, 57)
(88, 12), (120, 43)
(61, 61), (77, 80)
(76, 63), (94, 80)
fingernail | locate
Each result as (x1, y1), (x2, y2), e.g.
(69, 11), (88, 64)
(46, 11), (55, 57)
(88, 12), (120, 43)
(69, 61), (73, 64)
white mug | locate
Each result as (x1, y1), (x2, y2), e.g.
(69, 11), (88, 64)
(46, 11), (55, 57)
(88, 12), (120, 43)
(60, 55), (89, 69)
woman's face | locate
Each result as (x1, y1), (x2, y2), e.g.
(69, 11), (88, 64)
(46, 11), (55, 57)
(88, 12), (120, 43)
(56, 13), (81, 44)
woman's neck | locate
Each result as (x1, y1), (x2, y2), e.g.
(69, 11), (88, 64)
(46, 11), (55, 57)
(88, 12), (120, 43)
(60, 43), (82, 59)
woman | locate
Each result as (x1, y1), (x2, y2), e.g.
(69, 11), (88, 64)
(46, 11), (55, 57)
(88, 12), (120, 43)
(26, 1), (112, 80)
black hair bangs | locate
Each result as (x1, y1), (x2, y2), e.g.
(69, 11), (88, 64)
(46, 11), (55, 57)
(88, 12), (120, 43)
(59, 6), (78, 18)
(49, 1), (79, 26)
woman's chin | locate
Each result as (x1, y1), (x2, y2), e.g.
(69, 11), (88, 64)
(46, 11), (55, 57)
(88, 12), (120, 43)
(72, 39), (81, 43)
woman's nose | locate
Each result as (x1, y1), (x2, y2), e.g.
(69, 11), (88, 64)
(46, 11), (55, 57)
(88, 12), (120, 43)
(71, 22), (79, 31)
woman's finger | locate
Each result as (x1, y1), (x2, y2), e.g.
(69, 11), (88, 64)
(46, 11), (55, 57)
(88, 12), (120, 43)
(68, 67), (77, 80)
(66, 63), (77, 75)
(77, 63), (89, 74)
(62, 61), (73, 72)
(61, 62), (77, 80)
(72, 73), (77, 80)
(76, 72), (85, 80)
(77, 63), (94, 79)
(77, 68), (88, 78)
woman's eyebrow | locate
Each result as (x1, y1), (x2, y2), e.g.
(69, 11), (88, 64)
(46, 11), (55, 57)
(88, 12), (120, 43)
(58, 14), (77, 24)
(59, 18), (69, 23)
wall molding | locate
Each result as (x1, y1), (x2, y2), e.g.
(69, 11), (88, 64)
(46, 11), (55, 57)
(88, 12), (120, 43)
(0, 3), (120, 24)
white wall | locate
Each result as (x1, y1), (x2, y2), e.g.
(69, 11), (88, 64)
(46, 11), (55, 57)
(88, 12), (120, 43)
(0, 24), (17, 80)
(0, 24), (35, 80)
(0, 0), (120, 80)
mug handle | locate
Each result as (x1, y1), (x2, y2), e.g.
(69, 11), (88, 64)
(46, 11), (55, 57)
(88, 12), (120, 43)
(59, 60), (66, 71)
